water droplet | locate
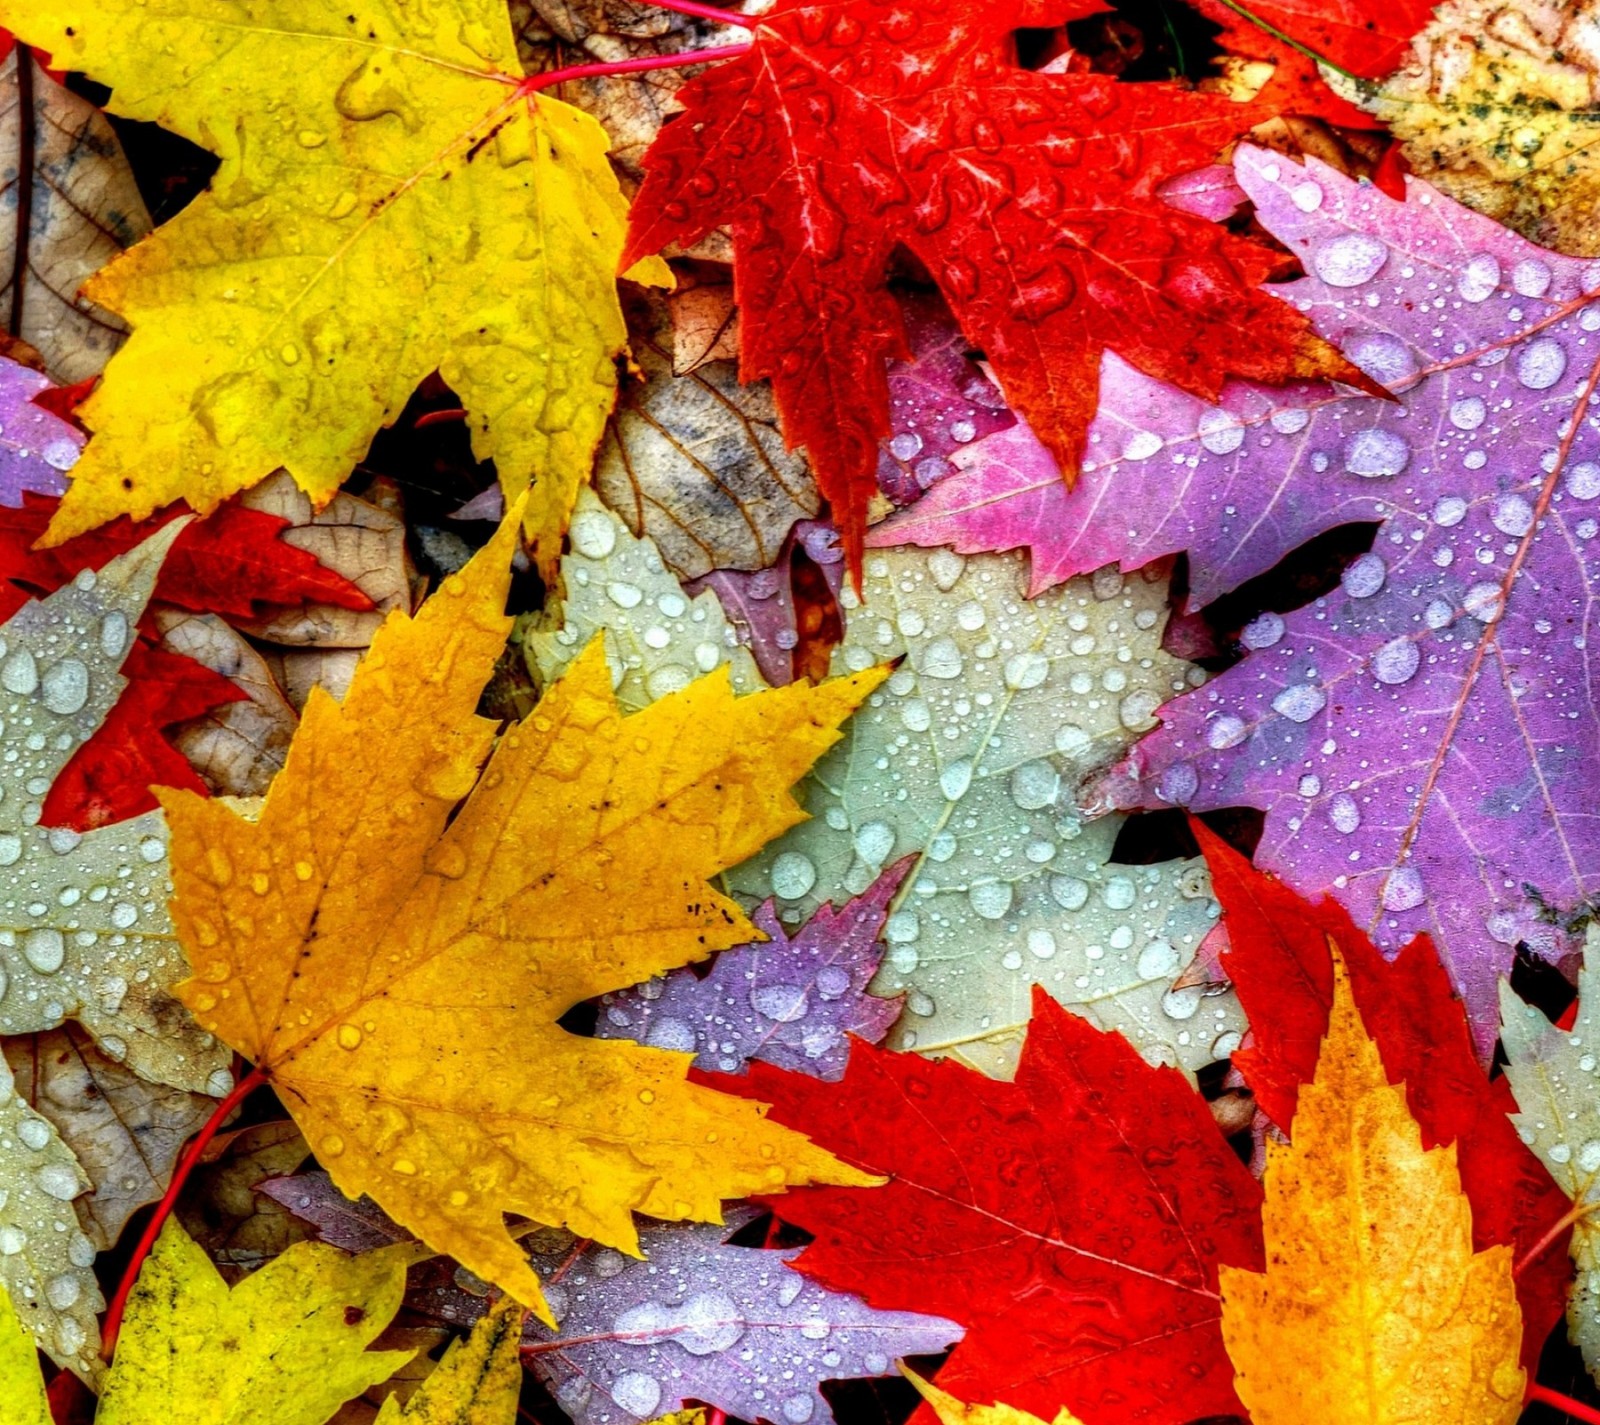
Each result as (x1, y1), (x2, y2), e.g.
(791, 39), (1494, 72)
(889, 432), (923, 461)
(1456, 253), (1501, 302)
(853, 820), (895, 866)
(1161, 985), (1203, 1020)
(1513, 258), (1552, 297)
(1330, 793), (1361, 833)
(1517, 338), (1567, 390)
(1448, 397), (1486, 432)
(939, 759), (974, 801)
(1342, 552), (1386, 598)
(1270, 407), (1310, 435)
(1567, 462), (1600, 500)
(44, 1273), (80, 1311)
(0, 1227), (24, 1255)
(1578, 1139), (1600, 1173)
(23, 928), (64, 974)
(1207, 714), (1247, 749)
(36, 1163), (79, 1200)
(1271, 683), (1326, 723)
(1372, 637), (1420, 685)
(751, 983), (808, 1022)
(1491, 494), (1534, 536)
(1003, 651), (1049, 690)
(1122, 430), (1162, 461)
(1, 649), (38, 696)
(1198, 410), (1244, 455)
(607, 581), (643, 610)
(1313, 233), (1388, 287)
(771, 852), (817, 900)
(1381, 865), (1425, 911)
(1434, 496), (1468, 526)
(1290, 180), (1323, 211)
(17, 1118), (50, 1151)
(1137, 939), (1180, 979)
(1464, 582), (1506, 623)
(783, 1397), (816, 1424)
(1342, 429), (1409, 478)
(1350, 334), (1417, 387)
(920, 637), (964, 679)
(1009, 760), (1059, 810)
(611, 1372), (662, 1417)
(40, 659), (89, 716)
(41, 439), (79, 472)
(1241, 612), (1284, 649)
(968, 881), (1012, 920)
(337, 1024), (362, 1050)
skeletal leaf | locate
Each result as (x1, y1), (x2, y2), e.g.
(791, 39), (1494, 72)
(1501, 924), (1600, 1387)
(0, 1048), (103, 1378)
(4, 1023), (216, 1251)
(0, 523), (228, 1094)
(0, 48), (150, 383)
(1220, 952), (1525, 1424)
(525, 488), (762, 709)
(729, 545), (1238, 1079)
(97, 1219), (414, 1425)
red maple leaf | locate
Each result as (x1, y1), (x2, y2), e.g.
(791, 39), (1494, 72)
(1193, 819), (1572, 1370)
(624, 0), (1374, 575)
(0, 495), (373, 829)
(1189, 0), (1433, 128)
(700, 989), (1264, 1425)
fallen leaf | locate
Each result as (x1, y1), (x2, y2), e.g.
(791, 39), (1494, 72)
(162, 510), (885, 1323)
(0, 1277), (48, 1425)
(98, 1218), (414, 1425)
(1196, 821), (1570, 1371)
(331, 1327), (455, 1425)
(0, 1045), (103, 1377)
(0, 522), (228, 1094)
(1349, 0), (1600, 255)
(525, 487), (764, 708)
(413, 1210), (962, 1425)
(1501, 924), (1600, 1387)
(596, 862), (909, 1081)
(0, 48), (150, 383)
(728, 544), (1237, 1080)
(373, 1297), (522, 1425)
(176, 1120), (313, 1281)
(3, 0), (670, 573)
(5, 1023), (216, 1251)
(902, 1370), (1085, 1425)
(705, 990), (1265, 1425)
(591, 291), (818, 580)
(1218, 950), (1525, 1423)
(624, 0), (1369, 571)
(1079, 147), (1600, 1053)
(0, 357), (77, 504)
(666, 265), (740, 374)
(258, 1170), (405, 1257)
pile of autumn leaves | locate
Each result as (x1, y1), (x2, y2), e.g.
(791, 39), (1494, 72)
(0, 0), (1598, 1420)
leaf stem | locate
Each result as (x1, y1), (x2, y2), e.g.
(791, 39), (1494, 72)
(642, 0), (757, 28)
(517, 44), (752, 96)
(1527, 1384), (1600, 1424)
(100, 1063), (270, 1360)
(1515, 1198), (1596, 1279)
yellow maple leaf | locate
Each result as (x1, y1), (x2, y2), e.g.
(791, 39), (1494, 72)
(160, 510), (882, 1324)
(98, 1219), (414, 1425)
(901, 1368), (1087, 1425)
(375, 1298), (523, 1425)
(1, 0), (671, 574)
(0, 1285), (49, 1425)
(1219, 947), (1525, 1425)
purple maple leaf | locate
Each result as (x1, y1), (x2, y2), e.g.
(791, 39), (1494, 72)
(595, 865), (908, 1080)
(0, 360), (77, 505)
(409, 1209), (961, 1425)
(1056, 147), (1600, 1053)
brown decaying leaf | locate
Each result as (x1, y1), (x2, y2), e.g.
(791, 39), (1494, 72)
(176, 1119), (313, 1282)
(593, 290), (818, 579)
(3, 1025), (216, 1251)
(0, 48), (150, 384)
(666, 262), (740, 375)
(154, 610), (298, 802)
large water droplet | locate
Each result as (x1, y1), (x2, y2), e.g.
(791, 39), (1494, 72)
(1381, 865), (1425, 911)
(1342, 429), (1409, 478)
(1271, 683), (1327, 723)
(1517, 338), (1567, 390)
(1456, 253), (1501, 302)
(770, 852), (817, 900)
(751, 984), (809, 1022)
(1313, 234), (1388, 287)
(1371, 637), (1420, 685)
(22, 928), (64, 974)
(1342, 552), (1386, 599)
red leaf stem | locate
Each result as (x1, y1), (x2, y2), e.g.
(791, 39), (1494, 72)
(1528, 1385), (1600, 1424)
(518, 46), (752, 96)
(640, 0), (757, 27)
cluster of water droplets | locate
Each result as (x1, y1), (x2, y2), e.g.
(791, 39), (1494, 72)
(597, 875), (904, 1079)
(0, 363), (77, 506)
(421, 1216), (959, 1425)
(0, 530), (228, 1094)
(527, 490), (763, 708)
(1118, 150), (1600, 1028)
(0, 1053), (103, 1374)
(727, 543), (1239, 1080)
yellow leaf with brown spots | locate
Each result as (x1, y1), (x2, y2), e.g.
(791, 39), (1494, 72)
(160, 508), (883, 1324)
(0, 0), (671, 574)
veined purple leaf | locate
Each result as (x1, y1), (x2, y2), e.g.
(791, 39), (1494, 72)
(409, 1210), (962, 1425)
(0, 359), (76, 504)
(1083, 147), (1600, 1053)
(595, 864), (909, 1080)
(259, 1171), (409, 1255)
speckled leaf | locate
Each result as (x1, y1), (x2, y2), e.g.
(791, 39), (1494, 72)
(596, 863), (908, 1080)
(1082, 147), (1600, 1054)
(729, 544), (1239, 1080)
(0, 356), (77, 506)
(1, 48), (151, 384)
(591, 293), (817, 581)
(524, 488), (762, 709)
(4, 1023), (216, 1251)
(0, 1046), (103, 1378)
(1501, 925), (1600, 1387)
(411, 1212), (962, 1425)
(0, 523), (228, 1094)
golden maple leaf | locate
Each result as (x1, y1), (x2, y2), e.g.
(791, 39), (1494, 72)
(0, 0), (670, 574)
(159, 511), (882, 1323)
(902, 1368), (1086, 1425)
(1219, 947), (1525, 1424)
(374, 1297), (522, 1425)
